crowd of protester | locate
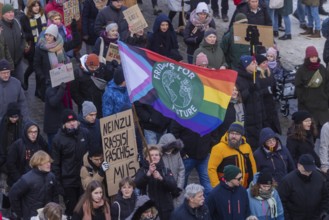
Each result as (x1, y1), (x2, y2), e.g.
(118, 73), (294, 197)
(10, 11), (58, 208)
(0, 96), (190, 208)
(1, 0), (329, 219)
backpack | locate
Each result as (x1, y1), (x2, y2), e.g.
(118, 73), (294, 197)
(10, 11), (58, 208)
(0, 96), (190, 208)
(322, 17), (329, 38)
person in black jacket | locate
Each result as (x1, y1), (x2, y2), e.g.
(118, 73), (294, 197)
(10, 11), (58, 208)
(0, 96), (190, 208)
(134, 145), (177, 220)
(9, 150), (58, 220)
(278, 154), (329, 220)
(51, 109), (90, 218)
(7, 121), (48, 187)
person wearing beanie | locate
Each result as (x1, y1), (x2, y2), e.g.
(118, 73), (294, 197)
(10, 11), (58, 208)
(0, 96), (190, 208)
(207, 164), (252, 220)
(184, 3), (215, 64)
(71, 53), (110, 119)
(193, 27), (227, 69)
(247, 171), (284, 220)
(234, 13), (248, 24)
(195, 52), (209, 67)
(208, 121), (257, 188)
(266, 47), (285, 81)
(52, 109), (90, 218)
(278, 154), (329, 220)
(102, 66), (131, 117)
(254, 127), (295, 184)
(295, 46), (329, 129)
(286, 110), (321, 167)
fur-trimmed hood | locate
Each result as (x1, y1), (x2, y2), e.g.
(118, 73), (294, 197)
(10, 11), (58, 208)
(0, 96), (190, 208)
(158, 133), (184, 154)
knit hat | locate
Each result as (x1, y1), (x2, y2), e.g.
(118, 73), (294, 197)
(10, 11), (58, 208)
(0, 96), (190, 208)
(114, 67), (125, 85)
(298, 154), (317, 171)
(204, 28), (217, 38)
(106, 22), (118, 33)
(88, 146), (103, 157)
(223, 165), (241, 181)
(0, 59), (11, 71)
(45, 24), (58, 38)
(259, 127), (277, 146)
(292, 110), (312, 124)
(255, 54), (267, 65)
(6, 102), (20, 117)
(228, 121), (244, 135)
(240, 55), (253, 69)
(267, 47), (277, 60)
(195, 2), (209, 14)
(2, 4), (14, 15)
(195, 52), (209, 66)
(234, 13), (248, 24)
(257, 171), (273, 185)
(85, 54), (100, 67)
(305, 46), (318, 58)
(61, 109), (78, 124)
(82, 101), (97, 117)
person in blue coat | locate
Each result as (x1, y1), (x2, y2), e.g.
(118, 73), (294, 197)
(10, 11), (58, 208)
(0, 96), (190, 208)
(247, 171), (284, 220)
(254, 127), (295, 185)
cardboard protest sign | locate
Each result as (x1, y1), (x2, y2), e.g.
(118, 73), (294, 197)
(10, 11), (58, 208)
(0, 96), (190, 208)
(100, 109), (139, 196)
(106, 43), (121, 63)
(123, 0), (136, 8)
(233, 23), (274, 48)
(63, 0), (80, 26)
(0, 3), (3, 18)
(123, 4), (148, 33)
(49, 63), (75, 88)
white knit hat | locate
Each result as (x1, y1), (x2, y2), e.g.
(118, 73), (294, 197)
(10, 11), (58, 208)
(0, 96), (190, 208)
(195, 2), (209, 14)
(45, 24), (58, 38)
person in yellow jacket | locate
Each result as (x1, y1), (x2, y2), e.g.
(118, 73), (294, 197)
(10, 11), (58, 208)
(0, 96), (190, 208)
(208, 121), (257, 188)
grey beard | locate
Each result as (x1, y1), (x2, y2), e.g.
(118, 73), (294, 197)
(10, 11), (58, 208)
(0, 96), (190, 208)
(228, 138), (242, 149)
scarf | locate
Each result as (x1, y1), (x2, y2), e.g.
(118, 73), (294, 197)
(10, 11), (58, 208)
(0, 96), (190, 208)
(82, 200), (110, 220)
(234, 102), (244, 122)
(93, 0), (108, 10)
(62, 82), (73, 109)
(307, 61), (320, 71)
(189, 10), (212, 31)
(268, 60), (277, 69)
(255, 188), (278, 218)
(100, 30), (118, 45)
(38, 34), (67, 68)
(29, 13), (47, 43)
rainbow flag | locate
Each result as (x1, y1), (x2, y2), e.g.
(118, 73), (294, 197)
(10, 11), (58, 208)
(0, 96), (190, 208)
(118, 41), (238, 136)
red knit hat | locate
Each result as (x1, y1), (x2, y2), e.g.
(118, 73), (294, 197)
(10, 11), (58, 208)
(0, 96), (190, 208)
(305, 46), (318, 58)
(86, 54), (100, 67)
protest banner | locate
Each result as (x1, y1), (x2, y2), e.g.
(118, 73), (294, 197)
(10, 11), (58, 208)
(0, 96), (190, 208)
(106, 43), (121, 63)
(63, 0), (80, 26)
(123, 0), (136, 8)
(100, 109), (139, 196)
(49, 63), (75, 88)
(123, 4), (148, 33)
(233, 23), (273, 48)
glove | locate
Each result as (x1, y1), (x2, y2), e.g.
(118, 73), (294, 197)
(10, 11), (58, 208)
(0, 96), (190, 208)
(101, 161), (110, 172)
(171, 187), (182, 198)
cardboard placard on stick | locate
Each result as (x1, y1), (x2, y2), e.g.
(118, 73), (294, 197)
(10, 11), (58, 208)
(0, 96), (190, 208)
(100, 109), (139, 196)
(123, 4), (148, 34)
(63, 0), (80, 26)
(233, 23), (274, 48)
(106, 43), (121, 63)
(123, 0), (137, 7)
(49, 63), (75, 88)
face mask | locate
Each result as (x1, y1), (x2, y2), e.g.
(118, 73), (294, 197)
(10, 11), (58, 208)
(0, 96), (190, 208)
(64, 127), (78, 136)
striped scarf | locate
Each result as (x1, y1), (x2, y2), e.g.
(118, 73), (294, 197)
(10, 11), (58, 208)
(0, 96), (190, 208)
(38, 34), (67, 68)
(29, 13), (47, 43)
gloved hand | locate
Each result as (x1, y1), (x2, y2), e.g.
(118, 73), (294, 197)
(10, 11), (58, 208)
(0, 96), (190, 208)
(101, 161), (110, 172)
(171, 187), (182, 198)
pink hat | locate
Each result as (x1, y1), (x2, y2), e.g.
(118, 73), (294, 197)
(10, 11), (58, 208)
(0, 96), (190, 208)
(267, 47), (277, 59)
(196, 52), (208, 66)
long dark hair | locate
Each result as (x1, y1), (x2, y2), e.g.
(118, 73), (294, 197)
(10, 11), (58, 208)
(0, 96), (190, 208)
(26, 0), (44, 18)
(287, 120), (318, 141)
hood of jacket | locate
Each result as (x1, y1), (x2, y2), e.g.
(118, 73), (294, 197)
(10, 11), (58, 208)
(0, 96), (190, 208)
(259, 127), (278, 147)
(22, 121), (41, 144)
(106, 80), (127, 92)
(126, 195), (158, 220)
(158, 133), (184, 154)
(152, 14), (174, 33)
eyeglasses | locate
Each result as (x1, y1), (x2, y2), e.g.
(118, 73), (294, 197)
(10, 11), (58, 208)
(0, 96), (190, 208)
(28, 130), (38, 134)
(234, 176), (242, 181)
(9, 115), (19, 118)
(265, 138), (276, 145)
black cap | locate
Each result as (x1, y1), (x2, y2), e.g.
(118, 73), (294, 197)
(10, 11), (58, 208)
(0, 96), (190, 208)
(0, 59), (11, 71)
(61, 109), (78, 124)
(257, 171), (273, 185)
(298, 154), (317, 171)
(292, 111), (312, 124)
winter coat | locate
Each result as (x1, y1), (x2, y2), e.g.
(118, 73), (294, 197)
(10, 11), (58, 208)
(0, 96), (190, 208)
(134, 160), (177, 220)
(126, 195), (160, 220)
(147, 14), (182, 61)
(278, 170), (329, 220)
(323, 40), (329, 66)
(51, 126), (90, 188)
(134, 101), (171, 133)
(254, 136), (295, 185)
(170, 199), (211, 220)
(278, 0), (293, 16)
(286, 132), (321, 167)
(102, 80), (131, 117)
(43, 84), (67, 134)
(207, 180), (251, 220)
(0, 76), (29, 122)
(183, 17), (216, 56)
(247, 173), (284, 220)
(80, 153), (105, 190)
(94, 3), (128, 40)
(72, 203), (111, 220)
(295, 63), (329, 126)
(125, 33), (147, 48)
(9, 168), (58, 220)
(79, 116), (102, 150)
(208, 132), (257, 188)
(110, 190), (137, 220)
(319, 122), (329, 169)
(0, 24), (13, 69)
(220, 27), (250, 70)
(236, 67), (265, 150)
(170, 120), (213, 160)
(258, 72), (281, 134)
(0, 19), (25, 66)
(193, 39), (228, 69)
(7, 121), (48, 186)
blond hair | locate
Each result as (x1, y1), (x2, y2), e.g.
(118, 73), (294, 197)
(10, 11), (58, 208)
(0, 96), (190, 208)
(29, 150), (53, 168)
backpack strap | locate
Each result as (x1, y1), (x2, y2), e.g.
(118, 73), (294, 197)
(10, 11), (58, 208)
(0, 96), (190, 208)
(114, 201), (121, 220)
